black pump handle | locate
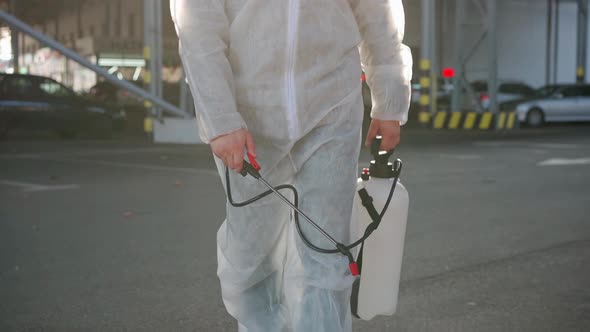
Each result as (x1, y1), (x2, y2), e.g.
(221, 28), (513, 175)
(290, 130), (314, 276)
(371, 136), (382, 156)
(371, 136), (394, 160)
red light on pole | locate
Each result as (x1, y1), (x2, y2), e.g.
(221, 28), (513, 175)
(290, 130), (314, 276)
(442, 68), (455, 79)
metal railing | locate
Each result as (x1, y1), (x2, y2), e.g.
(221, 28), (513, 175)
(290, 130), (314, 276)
(0, 9), (188, 118)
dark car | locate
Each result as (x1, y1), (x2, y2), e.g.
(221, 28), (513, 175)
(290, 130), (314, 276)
(437, 80), (535, 112)
(471, 80), (535, 109)
(0, 73), (124, 138)
(87, 79), (186, 135)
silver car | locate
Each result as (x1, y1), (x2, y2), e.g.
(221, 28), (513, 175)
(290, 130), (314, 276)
(510, 85), (590, 127)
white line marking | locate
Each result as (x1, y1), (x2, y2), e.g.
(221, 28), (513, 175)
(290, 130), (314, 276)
(53, 147), (196, 156)
(0, 155), (218, 176)
(534, 143), (581, 149)
(0, 180), (80, 192)
(24, 184), (80, 192)
(438, 154), (482, 160)
(474, 141), (580, 149)
(0, 180), (44, 190)
(64, 158), (219, 175)
(0, 147), (198, 159)
(538, 158), (590, 166)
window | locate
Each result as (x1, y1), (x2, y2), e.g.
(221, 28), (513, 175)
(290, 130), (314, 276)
(580, 86), (590, 97)
(561, 87), (584, 98)
(128, 14), (136, 37)
(102, 23), (110, 37)
(103, 2), (111, 37)
(0, 76), (35, 98)
(535, 86), (560, 97)
(499, 83), (534, 96)
(115, 0), (122, 36)
(39, 79), (74, 98)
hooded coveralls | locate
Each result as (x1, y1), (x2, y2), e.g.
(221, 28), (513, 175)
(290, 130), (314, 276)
(171, 1), (412, 331)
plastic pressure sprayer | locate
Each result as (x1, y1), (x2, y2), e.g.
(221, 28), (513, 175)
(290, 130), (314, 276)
(224, 136), (403, 278)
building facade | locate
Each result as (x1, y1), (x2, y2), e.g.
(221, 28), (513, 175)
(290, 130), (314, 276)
(405, 0), (583, 88)
(5, 0), (586, 93)
(13, 0), (180, 91)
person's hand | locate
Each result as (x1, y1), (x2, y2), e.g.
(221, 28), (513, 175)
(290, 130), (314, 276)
(365, 119), (401, 151)
(210, 128), (256, 172)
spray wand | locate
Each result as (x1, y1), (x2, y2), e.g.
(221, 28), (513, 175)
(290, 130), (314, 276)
(225, 138), (402, 277)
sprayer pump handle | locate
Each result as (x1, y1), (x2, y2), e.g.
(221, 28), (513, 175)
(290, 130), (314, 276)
(371, 136), (382, 156)
(371, 136), (394, 160)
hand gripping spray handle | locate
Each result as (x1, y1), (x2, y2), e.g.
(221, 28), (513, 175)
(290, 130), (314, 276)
(239, 153), (262, 178)
(238, 153), (360, 276)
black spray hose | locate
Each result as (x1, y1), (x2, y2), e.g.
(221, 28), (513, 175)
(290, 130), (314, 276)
(225, 153), (402, 276)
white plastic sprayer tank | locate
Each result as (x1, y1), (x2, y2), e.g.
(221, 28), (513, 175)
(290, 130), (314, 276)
(350, 137), (410, 320)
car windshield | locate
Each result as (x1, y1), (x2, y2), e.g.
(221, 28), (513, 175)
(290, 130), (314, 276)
(534, 86), (560, 97)
(39, 79), (76, 98)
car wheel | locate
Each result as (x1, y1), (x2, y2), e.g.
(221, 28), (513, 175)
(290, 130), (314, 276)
(526, 108), (544, 128)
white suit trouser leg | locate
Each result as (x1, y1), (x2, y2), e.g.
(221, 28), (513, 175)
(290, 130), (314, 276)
(215, 95), (363, 332)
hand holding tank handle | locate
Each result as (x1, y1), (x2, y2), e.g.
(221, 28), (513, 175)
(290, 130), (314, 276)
(369, 136), (395, 179)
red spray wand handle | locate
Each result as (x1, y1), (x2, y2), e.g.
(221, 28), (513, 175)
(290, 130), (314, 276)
(247, 153), (260, 171)
(239, 153), (261, 178)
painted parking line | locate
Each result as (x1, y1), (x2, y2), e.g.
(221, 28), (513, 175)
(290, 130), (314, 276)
(474, 142), (581, 149)
(437, 153), (482, 160)
(0, 180), (80, 192)
(0, 155), (218, 176)
(533, 143), (582, 149)
(0, 147), (199, 159)
(538, 158), (590, 166)
(58, 158), (220, 175)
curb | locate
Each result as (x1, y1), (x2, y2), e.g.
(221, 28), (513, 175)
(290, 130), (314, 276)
(418, 111), (518, 130)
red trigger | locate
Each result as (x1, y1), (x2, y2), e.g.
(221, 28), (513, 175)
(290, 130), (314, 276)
(247, 153), (261, 171)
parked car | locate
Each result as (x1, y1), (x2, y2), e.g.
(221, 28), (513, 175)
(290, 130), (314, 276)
(87, 80), (187, 135)
(501, 84), (590, 127)
(471, 80), (536, 109)
(438, 80), (535, 112)
(0, 73), (124, 138)
(411, 77), (454, 104)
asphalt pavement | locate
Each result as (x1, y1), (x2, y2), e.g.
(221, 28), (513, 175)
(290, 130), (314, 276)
(1, 125), (589, 331)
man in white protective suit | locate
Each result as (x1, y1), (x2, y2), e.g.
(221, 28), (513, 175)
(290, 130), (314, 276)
(170, 0), (412, 331)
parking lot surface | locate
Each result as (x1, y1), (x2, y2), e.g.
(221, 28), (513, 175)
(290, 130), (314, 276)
(1, 126), (589, 331)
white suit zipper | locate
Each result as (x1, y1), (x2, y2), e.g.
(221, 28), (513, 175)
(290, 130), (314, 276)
(285, 0), (300, 139)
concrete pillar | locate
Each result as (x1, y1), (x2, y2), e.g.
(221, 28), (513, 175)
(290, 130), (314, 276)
(419, 0), (435, 126)
(10, 0), (19, 73)
(487, 0), (499, 117)
(577, 0), (588, 83)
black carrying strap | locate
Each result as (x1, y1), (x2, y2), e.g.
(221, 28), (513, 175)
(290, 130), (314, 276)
(350, 241), (365, 319)
(357, 188), (381, 229)
(354, 188), (382, 275)
(351, 188), (381, 319)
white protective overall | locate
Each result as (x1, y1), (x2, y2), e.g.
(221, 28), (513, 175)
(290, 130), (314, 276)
(170, 0), (412, 331)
